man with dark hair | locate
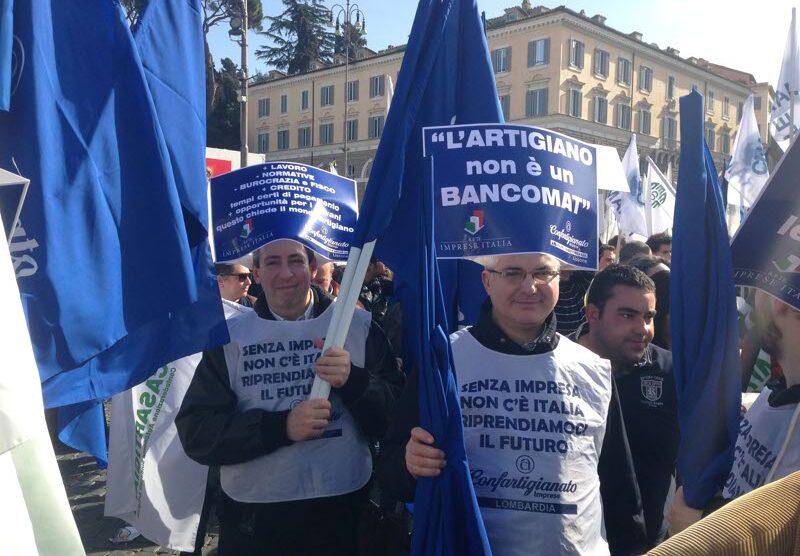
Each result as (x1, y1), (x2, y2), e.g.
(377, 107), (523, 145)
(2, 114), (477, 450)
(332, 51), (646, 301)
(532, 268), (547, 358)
(176, 239), (405, 556)
(646, 232), (672, 265)
(599, 244), (618, 271)
(214, 262), (256, 306)
(618, 241), (652, 264)
(575, 265), (679, 548)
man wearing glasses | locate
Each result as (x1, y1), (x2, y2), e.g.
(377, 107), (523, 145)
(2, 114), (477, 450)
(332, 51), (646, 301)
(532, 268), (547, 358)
(378, 252), (647, 555)
(214, 262), (256, 306)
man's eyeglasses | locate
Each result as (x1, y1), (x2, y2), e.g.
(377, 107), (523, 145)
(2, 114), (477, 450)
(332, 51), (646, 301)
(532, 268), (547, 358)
(486, 268), (560, 285)
(221, 273), (251, 282)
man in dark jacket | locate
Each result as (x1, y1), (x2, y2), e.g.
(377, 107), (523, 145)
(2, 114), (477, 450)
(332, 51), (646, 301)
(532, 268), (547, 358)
(574, 264), (679, 548)
(176, 239), (404, 556)
(377, 253), (648, 556)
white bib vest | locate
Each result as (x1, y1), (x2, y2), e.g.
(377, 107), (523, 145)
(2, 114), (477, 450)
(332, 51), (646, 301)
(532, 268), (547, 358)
(451, 330), (613, 556)
(723, 387), (800, 499)
(220, 302), (373, 503)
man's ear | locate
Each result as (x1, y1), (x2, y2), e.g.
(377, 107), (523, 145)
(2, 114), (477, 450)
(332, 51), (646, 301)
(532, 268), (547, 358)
(585, 302), (601, 324)
(481, 270), (492, 293)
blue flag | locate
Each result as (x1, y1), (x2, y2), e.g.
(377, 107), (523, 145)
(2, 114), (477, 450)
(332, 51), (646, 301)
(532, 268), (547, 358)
(671, 90), (741, 508)
(0, 0), (11, 111)
(353, 0), (500, 553)
(0, 0), (227, 463)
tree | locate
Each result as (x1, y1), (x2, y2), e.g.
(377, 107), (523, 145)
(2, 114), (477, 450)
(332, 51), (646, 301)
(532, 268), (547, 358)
(207, 58), (242, 150)
(118, 0), (264, 117)
(256, 0), (335, 75)
(333, 20), (368, 63)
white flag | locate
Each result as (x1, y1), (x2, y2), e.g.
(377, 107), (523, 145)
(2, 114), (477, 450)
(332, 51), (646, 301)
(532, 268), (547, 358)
(386, 74), (395, 114)
(105, 300), (249, 552)
(726, 95), (770, 208)
(645, 157), (676, 235)
(770, 7), (800, 148)
(606, 135), (647, 240)
(0, 207), (84, 555)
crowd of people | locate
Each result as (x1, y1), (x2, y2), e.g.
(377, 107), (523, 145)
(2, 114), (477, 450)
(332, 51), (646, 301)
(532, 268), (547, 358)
(116, 230), (798, 555)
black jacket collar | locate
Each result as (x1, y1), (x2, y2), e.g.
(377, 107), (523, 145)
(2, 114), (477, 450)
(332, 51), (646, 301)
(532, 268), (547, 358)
(468, 298), (559, 355)
(253, 285), (333, 321)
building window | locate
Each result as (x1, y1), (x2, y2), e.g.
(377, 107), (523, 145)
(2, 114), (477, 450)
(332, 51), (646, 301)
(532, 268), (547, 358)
(569, 39), (584, 69)
(345, 119), (358, 142)
(594, 96), (608, 124)
(321, 85), (335, 107)
(527, 38), (549, 67)
(639, 108), (651, 135)
(257, 132), (269, 153)
(617, 57), (632, 86)
(258, 98), (269, 118)
(525, 88), (548, 117)
(491, 47), (511, 73)
(298, 126), (311, 148)
(594, 49), (609, 78)
(738, 101), (744, 122)
(320, 122), (334, 145)
(753, 96), (762, 110)
(705, 126), (715, 150)
(568, 88), (582, 118)
(723, 96), (730, 119)
(368, 115), (385, 139)
(346, 80), (359, 102)
(667, 76), (676, 100)
(301, 90), (309, 111)
(277, 129), (289, 150)
(369, 75), (385, 98)
(347, 163), (356, 178)
(617, 103), (631, 130)
(721, 130), (731, 155)
(638, 65), (653, 93)
(499, 94), (511, 121)
(707, 90), (715, 113)
(663, 116), (678, 147)
(280, 94), (288, 114)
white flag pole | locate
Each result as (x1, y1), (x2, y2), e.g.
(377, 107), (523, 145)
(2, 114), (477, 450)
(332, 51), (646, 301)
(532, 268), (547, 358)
(309, 240), (377, 400)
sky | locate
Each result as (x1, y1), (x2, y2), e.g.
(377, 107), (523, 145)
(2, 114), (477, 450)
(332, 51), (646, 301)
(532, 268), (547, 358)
(207, 0), (796, 87)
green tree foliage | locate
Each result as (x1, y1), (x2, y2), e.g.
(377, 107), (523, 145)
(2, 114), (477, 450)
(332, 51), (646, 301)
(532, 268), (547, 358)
(207, 58), (242, 150)
(333, 20), (367, 63)
(256, 0), (335, 75)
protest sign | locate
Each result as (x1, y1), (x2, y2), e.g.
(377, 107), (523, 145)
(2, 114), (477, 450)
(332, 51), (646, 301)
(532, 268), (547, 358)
(731, 138), (800, 311)
(423, 123), (598, 269)
(210, 162), (358, 262)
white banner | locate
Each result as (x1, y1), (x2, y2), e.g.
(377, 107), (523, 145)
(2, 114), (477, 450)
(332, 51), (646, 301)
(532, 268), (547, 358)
(645, 157), (676, 235)
(770, 7), (800, 148)
(727, 95), (769, 209)
(607, 135), (647, 240)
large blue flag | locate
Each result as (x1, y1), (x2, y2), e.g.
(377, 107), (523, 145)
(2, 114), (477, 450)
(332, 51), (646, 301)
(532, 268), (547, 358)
(671, 90), (741, 508)
(352, 0), (500, 553)
(0, 0), (11, 111)
(0, 0), (227, 463)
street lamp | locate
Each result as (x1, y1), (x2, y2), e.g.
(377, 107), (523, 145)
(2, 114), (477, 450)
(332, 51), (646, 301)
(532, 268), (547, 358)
(229, 1), (249, 169)
(328, 1), (366, 176)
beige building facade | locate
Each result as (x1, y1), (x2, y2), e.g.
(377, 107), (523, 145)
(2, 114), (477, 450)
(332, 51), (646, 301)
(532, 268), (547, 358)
(248, 3), (765, 197)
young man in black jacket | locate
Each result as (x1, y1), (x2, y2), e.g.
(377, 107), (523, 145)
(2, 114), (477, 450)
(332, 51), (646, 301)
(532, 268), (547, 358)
(574, 265), (679, 548)
(176, 239), (404, 556)
(377, 253), (648, 556)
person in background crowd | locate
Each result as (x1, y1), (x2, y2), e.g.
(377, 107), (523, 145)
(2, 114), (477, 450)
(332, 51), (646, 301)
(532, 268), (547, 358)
(553, 269), (594, 336)
(608, 235), (623, 250)
(575, 265), (679, 547)
(215, 263), (256, 307)
(176, 240), (405, 556)
(646, 233), (673, 265)
(599, 243), (618, 271)
(667, 291), (800, 535)
(312, 261), (339, 297)
(379, 253), (648, 556)
(360, 257), (393, 323)
(629, 255), (672, 350)
(619, 241), (652, 265)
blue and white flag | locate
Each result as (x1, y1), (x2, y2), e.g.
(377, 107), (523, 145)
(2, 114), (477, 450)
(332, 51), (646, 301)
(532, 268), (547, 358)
(351, 0), (499, 553)
(0, 0), (12, 111)
(770, 8), (800, 149)
(671, 90), (741, 509)
(210, 162), (358, 262)
(731, 136), (800, 311)
(645, 157), (675, 235)
(423, 123), (598, 268)
(727, 95), (769, 209)
(0, 0), (228, 463)
(607, 135), (647, 240)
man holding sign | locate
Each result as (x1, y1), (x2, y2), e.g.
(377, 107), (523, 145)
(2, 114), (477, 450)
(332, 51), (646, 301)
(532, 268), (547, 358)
(176, 238), (404, 556)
